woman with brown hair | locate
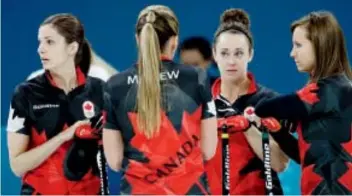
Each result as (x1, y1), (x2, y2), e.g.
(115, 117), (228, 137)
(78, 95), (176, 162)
(252, 11), (352, 195)
(6, 13), (106, 195)
(205, 8), (298, 195)
(103, 5), (217, 195)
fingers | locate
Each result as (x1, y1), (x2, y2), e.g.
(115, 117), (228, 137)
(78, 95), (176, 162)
(75, 124), (101, 140)
(73, 116), (104, 140)
(218, 107), (284, 135)
(227, 115), (249, 133)
(76, 119), (91, 126)
(244, 106), (261, 127)
(261, 117), (281, 132)
(218, 115), (250, 133)
(217, 118), (227, 130)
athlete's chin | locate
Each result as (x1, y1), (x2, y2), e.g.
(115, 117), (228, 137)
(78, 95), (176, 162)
(296, 65), (310, 73)
(42, 63), (58, 71)
(223, 72), (241, 81)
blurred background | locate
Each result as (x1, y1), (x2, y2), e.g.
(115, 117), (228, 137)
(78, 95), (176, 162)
(2, 0), (351, 194)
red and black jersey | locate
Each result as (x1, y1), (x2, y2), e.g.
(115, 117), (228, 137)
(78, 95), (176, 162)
(104, 59), (216, 195)
(6, 68), (105, 195)
(206, 73), (288, 195)
(256, 73), (352, 195)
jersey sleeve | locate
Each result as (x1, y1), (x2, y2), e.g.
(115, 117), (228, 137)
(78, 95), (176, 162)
(103, 81), (122, 131)
(270, 120), (300, 164)
(197, 68), (216, 119)
(252, 88), (300, 163)
(255, 81), (334, 121)
(7, 86), (30, 135)
(299, 80), (337, 116)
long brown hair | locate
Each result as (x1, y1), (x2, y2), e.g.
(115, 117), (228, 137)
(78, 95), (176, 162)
(291, 11), (352, 82)
(135, 5), (179, 138)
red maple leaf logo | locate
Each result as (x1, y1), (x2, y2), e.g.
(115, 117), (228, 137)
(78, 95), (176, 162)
(26, 123), (98, 194)
(297, 83), (320, 105)
(125, 106), (206, 194)
(84, 102), (93, 111)
(338, 124), (352, 192)
(296, 122), (319, 195)
(31, 126), (48, 146)
(296, 123), (311, 168)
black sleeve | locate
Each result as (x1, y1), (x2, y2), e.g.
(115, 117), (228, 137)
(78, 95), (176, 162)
(255, 93), (308, 121)
(103, 82), (121, 131)
(197, 68), (216, 119)
(256, 81), (334, 121)
(255, 89), (301, 163)
(7, 86), (30, 135)
(270, 120), (300, 164)
(302, 81), (336, 116)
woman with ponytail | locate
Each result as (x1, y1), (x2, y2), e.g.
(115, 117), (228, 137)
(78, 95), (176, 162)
(7, 13), (107, 194)
(103, 5), (217, 195)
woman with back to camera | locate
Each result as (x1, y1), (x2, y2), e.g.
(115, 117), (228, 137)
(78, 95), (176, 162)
(251, 11), (352, 195)
(6, 13), (106, 195)
(103, 5), (218, 195)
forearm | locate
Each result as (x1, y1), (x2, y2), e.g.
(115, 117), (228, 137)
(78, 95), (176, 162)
(244, 126), (289, 172)
(103, 129), (124, 171)
(11, 133), (67, 177)
(201, 117), (218, 160)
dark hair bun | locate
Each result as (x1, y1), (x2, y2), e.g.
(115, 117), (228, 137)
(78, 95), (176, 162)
(221, 9), (250, 29)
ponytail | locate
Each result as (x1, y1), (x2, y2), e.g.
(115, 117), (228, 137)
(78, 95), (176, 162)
(137, 12), (162, 138)
(75, 38), (92, 76)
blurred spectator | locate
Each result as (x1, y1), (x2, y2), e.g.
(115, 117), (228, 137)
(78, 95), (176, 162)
(179, 36), (220, 85)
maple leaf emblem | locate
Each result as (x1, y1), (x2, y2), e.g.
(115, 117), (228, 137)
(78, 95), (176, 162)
(338, 124), (352, 192)
(25, 123), (100, 194)
(7, 105), (26, 132)
(297, 83), (320, 105)
(125, 106), (207, 194)
(31, 126), (48, 146)
(84, 102), (93, 111)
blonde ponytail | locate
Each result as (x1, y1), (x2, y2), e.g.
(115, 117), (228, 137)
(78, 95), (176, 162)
(137, 11), (162, 138)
